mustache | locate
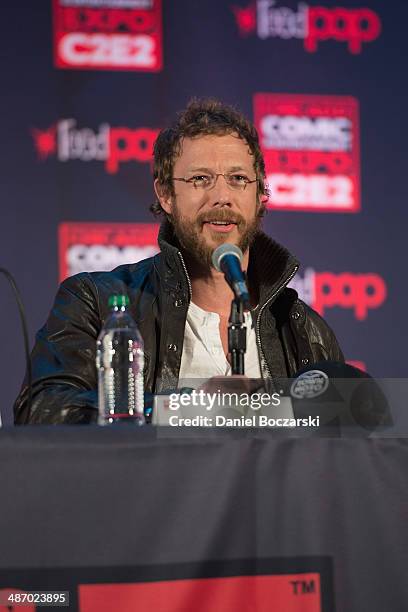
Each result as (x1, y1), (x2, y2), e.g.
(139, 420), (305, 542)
(196, 210), (246, 226)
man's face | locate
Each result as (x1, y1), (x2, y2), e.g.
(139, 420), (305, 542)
(155, 133), (263, 268)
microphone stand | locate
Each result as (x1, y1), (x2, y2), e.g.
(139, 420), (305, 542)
(228, 298), (247, 375)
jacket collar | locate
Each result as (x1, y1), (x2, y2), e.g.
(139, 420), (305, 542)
(157, 218), (299, 306)
(247, 229), (299, 307)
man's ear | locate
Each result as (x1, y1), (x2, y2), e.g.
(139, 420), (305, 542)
(154, 179), (173, 215)
(256, 192), (268, 217)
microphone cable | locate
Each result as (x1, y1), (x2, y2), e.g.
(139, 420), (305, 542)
(0, 268), (32, 424)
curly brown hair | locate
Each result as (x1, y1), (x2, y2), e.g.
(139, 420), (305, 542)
(150, 98), (268, 217)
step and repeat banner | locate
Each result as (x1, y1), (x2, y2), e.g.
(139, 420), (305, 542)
(1, 0), (407, 422)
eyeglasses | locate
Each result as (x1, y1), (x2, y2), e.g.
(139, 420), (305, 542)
(173, 172), (258, 191)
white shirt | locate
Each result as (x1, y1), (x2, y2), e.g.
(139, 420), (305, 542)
(178, 301), (262, 388)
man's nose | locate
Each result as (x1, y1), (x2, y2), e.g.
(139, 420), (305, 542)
(210, 174), (233, 206)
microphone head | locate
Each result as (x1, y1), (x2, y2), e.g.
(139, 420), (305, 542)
(211, 243), (243, 272)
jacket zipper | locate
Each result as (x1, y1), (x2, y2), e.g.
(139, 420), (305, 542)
(179, 250), (298, 380)
(177, 251), (192, 300)
(255, 265), (299, 380)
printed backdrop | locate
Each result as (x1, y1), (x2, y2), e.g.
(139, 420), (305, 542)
(1, 0), (407, 424)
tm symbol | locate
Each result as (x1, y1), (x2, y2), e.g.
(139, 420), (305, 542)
(290, 579), (316, 595)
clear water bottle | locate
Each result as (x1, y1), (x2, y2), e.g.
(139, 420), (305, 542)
(96, 294), (144, 425)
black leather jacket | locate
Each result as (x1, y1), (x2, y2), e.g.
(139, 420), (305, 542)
(14, 221), (344, 424)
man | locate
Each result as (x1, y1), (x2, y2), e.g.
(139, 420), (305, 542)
(14, 98), (343, 424)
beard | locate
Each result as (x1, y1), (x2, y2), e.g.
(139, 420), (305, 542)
(169, 203), (262, 270)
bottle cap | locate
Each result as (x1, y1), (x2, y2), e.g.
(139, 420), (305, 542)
(108, 295), (130, 308)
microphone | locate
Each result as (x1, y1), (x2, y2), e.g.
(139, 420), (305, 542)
(0, 267), (33, 425)
(211, 243), (250, 308)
